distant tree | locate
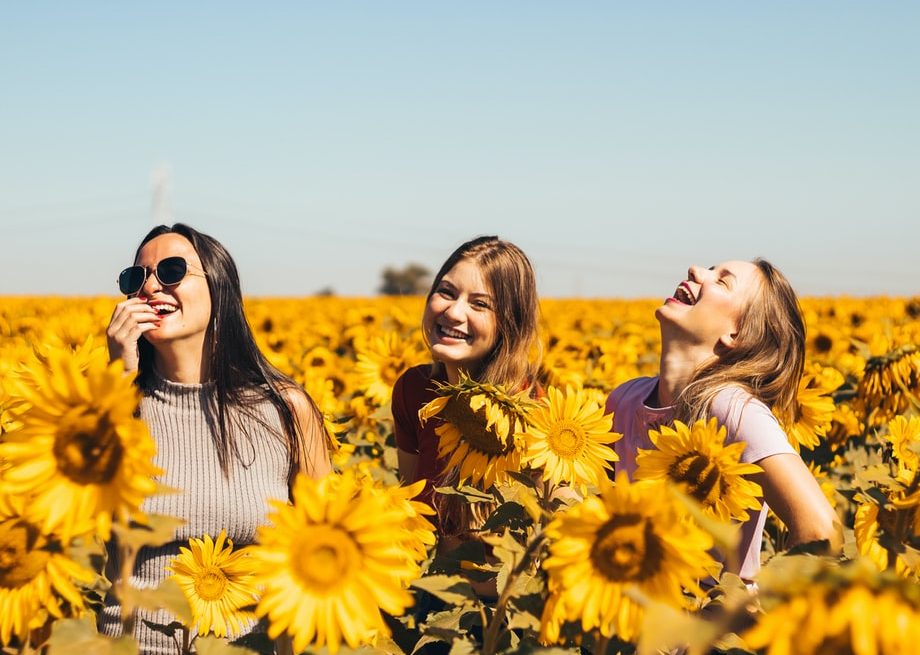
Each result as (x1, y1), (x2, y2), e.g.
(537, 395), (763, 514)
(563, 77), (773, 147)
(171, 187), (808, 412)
(314, 286), (336, 297)
(379, 263), (432, 295)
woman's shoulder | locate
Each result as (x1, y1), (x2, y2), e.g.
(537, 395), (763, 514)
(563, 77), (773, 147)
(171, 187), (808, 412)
(710, 386), (795, 460)
(606, 376), (658, 413)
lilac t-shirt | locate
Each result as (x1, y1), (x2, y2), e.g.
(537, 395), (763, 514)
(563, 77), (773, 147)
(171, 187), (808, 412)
(606, 376), (796, 581)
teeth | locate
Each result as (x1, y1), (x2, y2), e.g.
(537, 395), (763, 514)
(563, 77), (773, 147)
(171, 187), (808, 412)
(440, 326), (468, 340)
(675, 286), (696, 305)
(150, 304), (178, 315)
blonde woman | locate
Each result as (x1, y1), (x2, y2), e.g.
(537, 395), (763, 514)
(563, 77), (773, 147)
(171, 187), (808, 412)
(608, 259), (840, 580)
(392, 235), (541, 539)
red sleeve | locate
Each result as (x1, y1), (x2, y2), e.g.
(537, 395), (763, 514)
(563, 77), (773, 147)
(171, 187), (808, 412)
(392, 367), (422, 454)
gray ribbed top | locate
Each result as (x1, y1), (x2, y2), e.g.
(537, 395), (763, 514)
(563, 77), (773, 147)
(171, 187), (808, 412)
(99, 373), (291, 653)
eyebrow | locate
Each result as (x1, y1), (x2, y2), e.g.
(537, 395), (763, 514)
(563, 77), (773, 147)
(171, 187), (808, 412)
(709, 265), (737, 280)
(439, 278), (493, 299)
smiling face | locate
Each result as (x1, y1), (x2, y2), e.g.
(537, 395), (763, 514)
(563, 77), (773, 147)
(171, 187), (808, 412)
(422, 258), (499, 382)
(656, 260), (764, 351)
(134, 233), (212, 347)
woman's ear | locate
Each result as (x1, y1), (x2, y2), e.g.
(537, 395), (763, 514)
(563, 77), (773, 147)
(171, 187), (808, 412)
(718, 332), (738, 351)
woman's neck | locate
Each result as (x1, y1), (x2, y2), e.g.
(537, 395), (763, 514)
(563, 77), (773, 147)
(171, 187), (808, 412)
(153, 340), (210, 384)
(656, 341), (710, 408)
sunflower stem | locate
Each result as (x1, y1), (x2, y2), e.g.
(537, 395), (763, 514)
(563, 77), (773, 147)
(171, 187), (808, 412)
(595, 633), (612, 654)
(480, 530), (546, 655)
(118, 543), (140, 638)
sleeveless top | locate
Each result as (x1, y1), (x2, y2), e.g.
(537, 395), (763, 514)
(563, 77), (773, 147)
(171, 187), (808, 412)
(99, 372), (291, 653)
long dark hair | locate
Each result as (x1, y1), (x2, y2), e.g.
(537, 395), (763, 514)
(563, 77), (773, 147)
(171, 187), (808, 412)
(426, 236), (541, 392)
(134, 223), (324, 482)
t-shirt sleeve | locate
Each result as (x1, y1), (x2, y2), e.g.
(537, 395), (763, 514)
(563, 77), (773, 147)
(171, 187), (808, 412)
(392, 369), (420, 454)
(710, 387), (797, 464)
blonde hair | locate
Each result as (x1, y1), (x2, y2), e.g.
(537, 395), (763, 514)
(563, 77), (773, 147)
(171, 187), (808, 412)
(674, 258), (805, 426)
(427, 236), (542, 392)
(427, 236), (541, 539)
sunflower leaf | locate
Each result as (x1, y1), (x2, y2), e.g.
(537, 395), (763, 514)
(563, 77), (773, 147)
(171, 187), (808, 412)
(195, 635), (258, 655)
(479, 501), (531, 532)
(411, 574), (479, 605)
(121, 578), (193, 624)
(112, 513), (186, 551)
(434, 485), (495, 503)
(47, 617), (139, 655)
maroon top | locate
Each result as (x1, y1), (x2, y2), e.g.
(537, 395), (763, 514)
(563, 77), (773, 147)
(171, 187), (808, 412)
(392, 364), (448, 507)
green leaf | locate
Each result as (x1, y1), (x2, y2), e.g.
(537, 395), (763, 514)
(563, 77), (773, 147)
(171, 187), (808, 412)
(434, 485), (495, 503)
(121, 578), (193, 625)
(503, 470), (539, 489)
(196, 635), (259, 655)
(47, 617), (139, 655)
(141, 619), (184, 639)
(479, 501), (531, 532)
(111, 514), (186, 551)
(447, 638), (477, 655)
(636, 598), (721, 655)
(411, 575), (479, 605)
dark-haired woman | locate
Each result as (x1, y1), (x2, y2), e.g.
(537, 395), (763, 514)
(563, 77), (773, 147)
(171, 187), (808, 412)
(101, 224), (331, 650)
(607, 259), (840, 581)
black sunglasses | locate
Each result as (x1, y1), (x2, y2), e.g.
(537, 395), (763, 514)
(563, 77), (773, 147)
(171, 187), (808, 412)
(118, 256), (206, 296)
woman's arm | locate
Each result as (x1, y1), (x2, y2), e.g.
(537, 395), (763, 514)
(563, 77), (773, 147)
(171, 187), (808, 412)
(751, 454), (841, 551)
(284, 388), (333, 479)
(397, 448), (419, 484)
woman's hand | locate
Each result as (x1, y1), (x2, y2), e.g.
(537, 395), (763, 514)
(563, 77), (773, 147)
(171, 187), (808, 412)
(106, 298), (160, 372)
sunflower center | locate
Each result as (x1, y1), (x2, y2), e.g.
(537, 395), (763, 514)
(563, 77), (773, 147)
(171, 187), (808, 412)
(380, 360), (402, 386)
(291, 526), (360, 593)
(441, 396), (512, 455)
(53, 410), (124, 485)
(547, 420), (586, 458)
(0, 519), (52, 589)
(193, 565), (228, 601)
(591, 514), (663, 582)
(668, 452), (721, 506)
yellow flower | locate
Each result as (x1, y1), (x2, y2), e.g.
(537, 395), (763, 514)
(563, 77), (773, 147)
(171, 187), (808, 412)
(250, 472), (434, 654)
(420, 373), (533, 489)
(0, 504), (95, 646)
(634, 418), (763, 522)
(0, 350), (161, 541)
(854, 499), (920, 579)
(744, 557), (920, 655)
(520, 385), (620, 494)
(540, 475), (718, 644)
(168, 530), (259, 639)
(886, 414), (920, 480)
(856, 339), (920, 427)
(778, 364), (844, 451)
(353, 332), (427, 406)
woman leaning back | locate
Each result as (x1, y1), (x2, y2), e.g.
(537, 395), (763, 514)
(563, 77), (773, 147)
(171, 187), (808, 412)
(101, 223), (332, 651)
(607, 258), (840, 581)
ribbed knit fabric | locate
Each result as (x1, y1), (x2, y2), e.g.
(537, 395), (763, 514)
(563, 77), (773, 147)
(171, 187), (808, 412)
(99, 372), (291, 653)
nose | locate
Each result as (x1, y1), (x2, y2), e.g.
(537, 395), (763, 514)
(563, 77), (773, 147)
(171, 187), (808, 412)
(687, 265), (705, 282)
(138, 267), (162, 297)
(443, 298), (466, 322)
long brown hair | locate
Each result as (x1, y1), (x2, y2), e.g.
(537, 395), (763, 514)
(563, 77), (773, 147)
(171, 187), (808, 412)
(674, 258), (805, 425)
(427, 236), (542, 391)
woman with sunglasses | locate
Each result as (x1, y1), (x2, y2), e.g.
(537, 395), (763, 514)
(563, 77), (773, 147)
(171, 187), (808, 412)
(101, 223), (332, 650)
(607, 259), (840, 582)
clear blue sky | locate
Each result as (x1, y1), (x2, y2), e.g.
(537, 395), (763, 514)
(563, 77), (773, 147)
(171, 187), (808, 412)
(1, 3), (917, 298)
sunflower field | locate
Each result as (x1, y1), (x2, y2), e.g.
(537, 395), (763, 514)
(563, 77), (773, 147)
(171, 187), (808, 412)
(1, 295), (919, 655)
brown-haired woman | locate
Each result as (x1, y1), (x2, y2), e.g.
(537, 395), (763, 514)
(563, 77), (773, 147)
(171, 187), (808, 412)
(392, 235), (541, 539)
(607, 259), (840, 581)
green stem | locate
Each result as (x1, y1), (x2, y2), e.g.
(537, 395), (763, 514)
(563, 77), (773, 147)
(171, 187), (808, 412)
(118, 543), (140, 637)
(595, 632), (612, 654)
(480, 530), (546, 655)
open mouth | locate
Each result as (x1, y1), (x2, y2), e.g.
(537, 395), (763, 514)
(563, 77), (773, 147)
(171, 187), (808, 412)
(148, 302), (179, 316)
(436, 324), (470, 342)
(673, 284), (697, 306)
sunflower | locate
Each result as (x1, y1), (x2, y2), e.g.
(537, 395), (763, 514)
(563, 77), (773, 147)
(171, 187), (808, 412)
(0, 503), (95, 646)
(856, 339), (920, 427)
(854, 498), (920, 579)
(540, 475), (718, 644)
(353, 332), (427, 407)
(250, 472), (434, 654)
(634, 418), (763, 522)
(885, 414), (920, 480)
(420, 373), (534, 489)
(0, 350), (161, 541)
(520, 385), (620, 494)
(778, 364), (844, 451)
(744, 557), (920, 655)
(168, 530), (259, 639)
